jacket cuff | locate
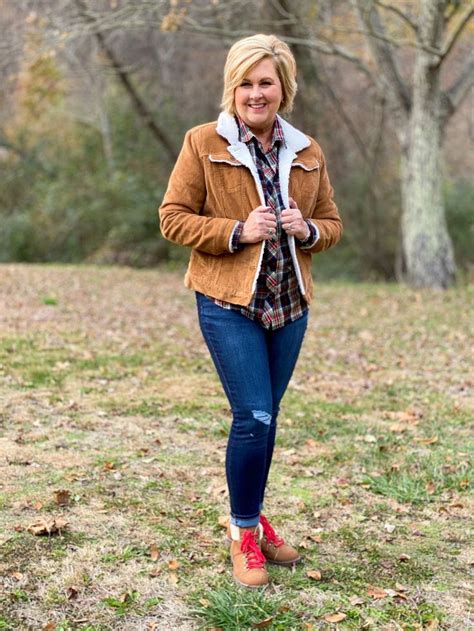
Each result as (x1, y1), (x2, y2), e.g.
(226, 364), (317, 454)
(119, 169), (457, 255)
(229, 221), (245, 253)
(297, 220), (319, 249)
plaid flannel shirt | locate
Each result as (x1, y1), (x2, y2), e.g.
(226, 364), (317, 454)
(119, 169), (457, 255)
(212, 115), (318, 330)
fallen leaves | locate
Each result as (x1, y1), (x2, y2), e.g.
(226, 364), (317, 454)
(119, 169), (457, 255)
(367, 584), (409, 600)
(308, 533), (323, 543)
(54, 489), (71, 506)
(66, 586), (79, 600)
(367, 585), (388, 599)
(413, 436), (439, 445)
(10, 571), (24, 581)
(218, 514), (230, 528)
(150, 544), (160, 561)
(26, 517), (69, 536)
(205, 481), (227, 498)
(323, 612), (347, 622)
(167, 558), (179, 570)
(349, 595), (365, 606)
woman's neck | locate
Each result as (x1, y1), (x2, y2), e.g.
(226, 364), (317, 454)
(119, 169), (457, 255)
(251, 123), (274, 151)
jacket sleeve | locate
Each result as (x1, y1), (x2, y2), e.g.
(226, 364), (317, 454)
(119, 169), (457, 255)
(159, 129), (237, 255)
(304, 149), (343, 254)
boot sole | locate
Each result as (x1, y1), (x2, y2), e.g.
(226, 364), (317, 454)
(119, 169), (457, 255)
(233, 576), (269, 589)
(265, 556), (302, 567)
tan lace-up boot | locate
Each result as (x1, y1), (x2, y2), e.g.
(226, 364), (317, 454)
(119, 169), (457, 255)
(228, 523), (269, 588)
(259, 514), (302, 567)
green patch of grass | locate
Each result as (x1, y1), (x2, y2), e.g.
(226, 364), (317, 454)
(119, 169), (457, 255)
(190, 583), (302, 629)
(25, 368), (65, 388)
(102, 590), (140, 616)
(321, 524), (446, 588)
(357, 601), (446, 629)
(101, 591), (164, 619)
(101, 544), (150, 564)
(41, 295), (58, 305)
(43, 587), (68, 606)
(6, 339), (149, 389)
(112, 398), (165, 417)
(9, 589), (30, 603)
(363, 452), (472, 503)
(0, 531), (91, 570)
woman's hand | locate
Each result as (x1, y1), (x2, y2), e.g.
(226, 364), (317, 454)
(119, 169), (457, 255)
(281, 198), (309, 241)
(240, 205), (278, 244)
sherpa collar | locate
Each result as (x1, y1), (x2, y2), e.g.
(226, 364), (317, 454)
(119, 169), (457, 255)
(216, 111), (310, 154)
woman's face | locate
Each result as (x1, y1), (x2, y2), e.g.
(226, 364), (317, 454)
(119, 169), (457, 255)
(234, 57), (283, 134)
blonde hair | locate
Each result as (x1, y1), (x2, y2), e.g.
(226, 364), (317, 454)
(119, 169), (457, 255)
(221, 34), (297, 115)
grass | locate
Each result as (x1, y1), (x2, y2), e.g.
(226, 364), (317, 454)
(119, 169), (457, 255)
(0, 263), (472, 630)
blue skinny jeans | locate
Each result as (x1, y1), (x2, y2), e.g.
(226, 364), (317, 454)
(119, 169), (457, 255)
(195, 292), (308, 527)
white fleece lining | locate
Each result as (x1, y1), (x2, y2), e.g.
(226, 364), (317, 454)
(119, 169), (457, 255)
(292, 160), (320, 171)
(208, 155), (241, 166)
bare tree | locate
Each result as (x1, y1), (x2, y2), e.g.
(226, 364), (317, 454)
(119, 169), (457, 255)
(354, 0), (473, 288)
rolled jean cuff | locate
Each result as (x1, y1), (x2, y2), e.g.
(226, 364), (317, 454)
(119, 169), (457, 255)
(230, 513), (260, 527)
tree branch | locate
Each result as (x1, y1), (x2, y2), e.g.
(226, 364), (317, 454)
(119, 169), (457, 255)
(0, 134), (56, 177)
(318, 25), (440, 56)
(440, 55), (474, 124)
(353, 0), (411, 116)
(74, 0), (178, 162)
(182, 16), (379, 85)
(374, 0), (419, 34)
(318, 67), (371, 164)
(439, 5), (473, 61)
(445, 1), (463, 24)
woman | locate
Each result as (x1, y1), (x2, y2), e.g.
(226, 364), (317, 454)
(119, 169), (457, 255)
(159, 34), (342, 588)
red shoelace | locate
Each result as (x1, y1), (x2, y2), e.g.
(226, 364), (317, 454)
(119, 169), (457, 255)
(240, 531), (266, 569)
(260, 514), (285, 547)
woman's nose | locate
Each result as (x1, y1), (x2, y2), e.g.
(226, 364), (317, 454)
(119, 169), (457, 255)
(250, 84), (262, 99)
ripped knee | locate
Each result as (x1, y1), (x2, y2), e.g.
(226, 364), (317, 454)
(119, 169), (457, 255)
(232, 408), (272, 438)
(251, 409), (272, 425)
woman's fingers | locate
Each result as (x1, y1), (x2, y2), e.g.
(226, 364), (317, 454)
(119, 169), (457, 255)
(281, 204), (304, 233)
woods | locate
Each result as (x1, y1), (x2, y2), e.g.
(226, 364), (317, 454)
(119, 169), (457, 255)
(0, 0), (472, 283)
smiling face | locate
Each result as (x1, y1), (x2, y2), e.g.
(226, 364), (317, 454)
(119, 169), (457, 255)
(234, 57), (283, 136)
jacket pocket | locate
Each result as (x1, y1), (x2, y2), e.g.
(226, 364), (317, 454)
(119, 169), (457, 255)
(207, 154), (248, 219)
(290, 160), (320, 216)
(208, 154), (243, 192)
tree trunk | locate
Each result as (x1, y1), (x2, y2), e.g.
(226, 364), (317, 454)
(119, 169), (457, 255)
(400, 1), (456, 288)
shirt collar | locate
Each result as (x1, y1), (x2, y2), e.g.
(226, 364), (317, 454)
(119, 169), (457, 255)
(235, 115), (285, 150)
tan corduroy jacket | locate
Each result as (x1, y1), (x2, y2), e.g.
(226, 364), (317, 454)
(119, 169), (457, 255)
(159, 112), (342, 306)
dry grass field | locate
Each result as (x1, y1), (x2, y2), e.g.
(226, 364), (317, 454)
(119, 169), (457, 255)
(0, 264), (472, 630)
